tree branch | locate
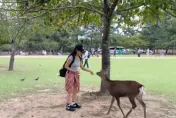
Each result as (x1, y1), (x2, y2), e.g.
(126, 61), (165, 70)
(118, 3), (145, 12)
(14, 20), (27, 40)
(77, 9), (81, 26)
(104, 0), (110, 13)
(75, 6), (104, 15)
(87, 3), (103, 10)
(163, 9), (176, 18)
(28, 12), (48, 19)
(17, 23), (34, 46)
(0, 1), (27, 4)
(0, 12), (47, 21)
(144, 6), (161, 20)
(0, 12), (12, 41)
(0, 7), (22, 11)
(62, 14), (78, 26)
(0, 6), (104, 16)
(108, 0), (119, 18)
(146, 6), (158, 15)
(170, 8), (176, 10)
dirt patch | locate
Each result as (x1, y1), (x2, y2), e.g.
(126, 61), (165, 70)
(0, 65), (27, 71)
(0, 89), (175, 118)
(0, 65), (8, 71)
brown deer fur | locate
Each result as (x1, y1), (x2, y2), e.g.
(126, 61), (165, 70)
(97, 70), (146, 118)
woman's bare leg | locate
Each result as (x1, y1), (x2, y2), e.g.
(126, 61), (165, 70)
(67, 93), (72, 104)
(72, 87), (77, 102)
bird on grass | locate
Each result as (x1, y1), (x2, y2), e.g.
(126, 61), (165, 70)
(34, 77), (39, 80)
(20, 77), (25, 81)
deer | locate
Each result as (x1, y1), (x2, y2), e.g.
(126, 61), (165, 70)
(96, 70), (146, 118)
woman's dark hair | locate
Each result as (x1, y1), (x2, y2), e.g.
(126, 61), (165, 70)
(69, 45), (83, 62)
(69, 48), (77, 57)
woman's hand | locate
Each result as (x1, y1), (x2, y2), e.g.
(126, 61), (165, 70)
(89, 70), (94, 75)
(80, 63), (94, 75)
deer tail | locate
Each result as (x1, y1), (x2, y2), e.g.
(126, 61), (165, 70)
(139, 86), (146, 96)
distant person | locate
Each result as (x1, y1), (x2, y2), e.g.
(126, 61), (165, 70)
(95, 51), (99, 57)
(97, 48), (101, 57)
(161, 49), (165, 56)
(64, 44), (94, 111)
(146, 48), (150, 55)
(137, 48), (141, 57)
(42, 50), (47, 55)
(19, 51), (23, 55)
(113, 48), (116, 57)
(91, 48), (95, 56)
(58, 52), (62, 56)
(156, 50), (160, 57)
(83, 50), (90, 68)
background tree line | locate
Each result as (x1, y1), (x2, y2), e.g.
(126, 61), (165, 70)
(1, 17), (176, 54)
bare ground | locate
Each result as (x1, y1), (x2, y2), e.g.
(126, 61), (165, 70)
(0, 87), (176, 118)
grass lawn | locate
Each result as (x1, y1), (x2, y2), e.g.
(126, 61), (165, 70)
(0, 56), (176, 102)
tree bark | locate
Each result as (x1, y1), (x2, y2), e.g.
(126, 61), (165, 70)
(100, 33), (111, 93)
(8, 39), (15, 71)
(60, 46), (63, 54)
(99, 0), (118, 93)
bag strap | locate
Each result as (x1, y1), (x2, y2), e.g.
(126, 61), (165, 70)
(62, 55), (75, 68)
(69, 56), (75, 67)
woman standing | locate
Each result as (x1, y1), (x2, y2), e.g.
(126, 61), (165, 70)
(64, 44), (94, 111)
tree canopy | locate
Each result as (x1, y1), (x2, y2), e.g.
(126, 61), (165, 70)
(1, 0), (176, 91)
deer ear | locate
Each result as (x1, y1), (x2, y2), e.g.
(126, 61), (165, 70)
(101, 70), (105, 74)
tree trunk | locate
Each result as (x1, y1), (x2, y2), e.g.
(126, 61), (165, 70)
(99, 13), (111, 93)
(60, 46), (63, 54)
(99, 0), (119, 94)
(166, 49), (168, 54)
(100, 35), (110, 93)
(8, 40), (15, 71)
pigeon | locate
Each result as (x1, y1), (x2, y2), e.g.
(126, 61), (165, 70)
(34, 77), (39, 80)
(20, 77), (25, 81)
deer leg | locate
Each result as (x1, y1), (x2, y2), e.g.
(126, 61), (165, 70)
(136, 95), (146, 118)
(107, 97), (115, 115)
(116, 97), (125, 118)
(125, 97), (137, 118)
